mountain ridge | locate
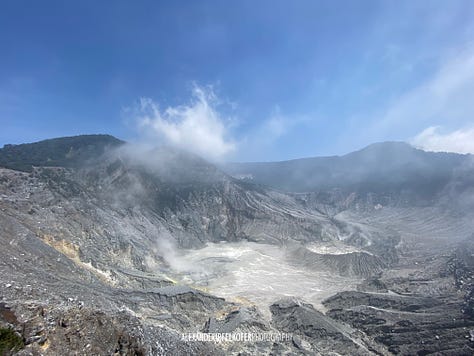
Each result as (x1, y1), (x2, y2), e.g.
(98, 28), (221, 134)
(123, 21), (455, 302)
(0, 134), (125, 172)
(223, 141), (472, 199)
(2, 135), (472, 209)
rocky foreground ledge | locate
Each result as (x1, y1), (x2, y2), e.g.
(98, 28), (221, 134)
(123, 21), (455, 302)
(2, 244), (474, 356)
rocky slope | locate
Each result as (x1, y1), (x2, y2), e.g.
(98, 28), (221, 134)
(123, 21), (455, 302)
(0, 136), (473, 355)
(324, 239), (474, 355)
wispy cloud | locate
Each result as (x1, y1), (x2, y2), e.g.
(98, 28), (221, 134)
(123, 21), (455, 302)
(370, 46), (474, 135)
(131, 85), (236, 161)
(259, 107), (294, 143)
(335, 44), (474, 154)
(412, 126), (474, 154)
(235, 107), (313, 161)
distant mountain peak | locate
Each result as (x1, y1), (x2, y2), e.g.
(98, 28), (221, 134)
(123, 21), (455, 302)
(223, 140), (469, 195)
(357, 141), (413, 151)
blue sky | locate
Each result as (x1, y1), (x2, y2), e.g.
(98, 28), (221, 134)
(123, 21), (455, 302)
(1, 1), (474, 161)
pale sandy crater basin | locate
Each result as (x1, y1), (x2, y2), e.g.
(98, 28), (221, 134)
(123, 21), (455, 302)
(165, 241), (362, 317)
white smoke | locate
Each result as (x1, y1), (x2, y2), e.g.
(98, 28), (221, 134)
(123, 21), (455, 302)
(133, 85), (236, 161)
(412, 126), (474, 154)
(150, 230), (206, 274)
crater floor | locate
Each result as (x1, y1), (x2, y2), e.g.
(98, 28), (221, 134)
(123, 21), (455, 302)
(166, 241), (362, 316)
